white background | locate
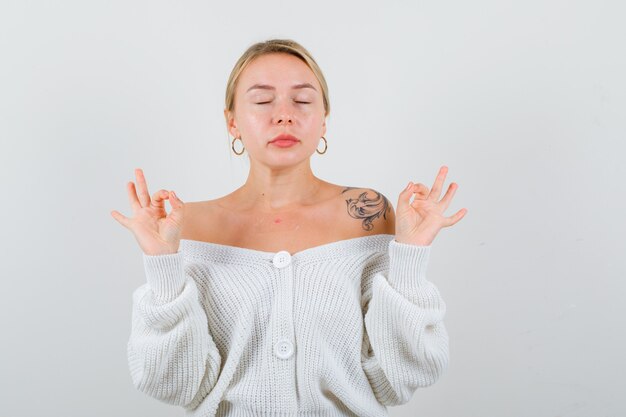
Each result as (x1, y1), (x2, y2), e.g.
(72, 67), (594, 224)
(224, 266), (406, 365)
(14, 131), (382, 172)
(1, 1), (624, 416)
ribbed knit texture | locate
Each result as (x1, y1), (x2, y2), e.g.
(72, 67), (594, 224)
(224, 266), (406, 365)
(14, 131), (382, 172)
(127, 233), (449, 416)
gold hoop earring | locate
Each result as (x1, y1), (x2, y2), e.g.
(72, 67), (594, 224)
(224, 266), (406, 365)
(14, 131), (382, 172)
(316, 136), (327, 154)
(232, 136), (245, 155)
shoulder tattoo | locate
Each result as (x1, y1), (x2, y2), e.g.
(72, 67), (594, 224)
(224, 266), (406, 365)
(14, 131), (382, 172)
(341, 187), (391, 231)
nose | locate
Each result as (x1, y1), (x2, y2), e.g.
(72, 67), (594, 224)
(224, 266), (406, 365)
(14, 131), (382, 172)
(273, 113), (293, 125)
(272, 100), (294, 125)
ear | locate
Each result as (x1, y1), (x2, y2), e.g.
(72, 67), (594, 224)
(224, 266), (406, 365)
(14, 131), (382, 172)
(321, 115), (327, 137)
(224, 108), (240, 138)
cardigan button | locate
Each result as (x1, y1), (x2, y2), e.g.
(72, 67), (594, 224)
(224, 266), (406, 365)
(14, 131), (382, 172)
(274, 338), (294, 359)
(272, 251), (291, 268)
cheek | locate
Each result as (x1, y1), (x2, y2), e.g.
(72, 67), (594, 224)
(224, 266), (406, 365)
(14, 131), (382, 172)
(303, 111), (324, 127)
(238, 110), (265, 128)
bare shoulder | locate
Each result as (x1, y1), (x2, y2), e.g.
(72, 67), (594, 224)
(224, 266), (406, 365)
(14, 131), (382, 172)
(179, 199), (222, 241)
(335, 185), (395, 235)
(179, 185), (396, 244)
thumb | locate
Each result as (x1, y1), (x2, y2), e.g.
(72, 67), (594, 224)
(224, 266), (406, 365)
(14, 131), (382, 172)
(167, 191), (185, 224)
(397, 181), (414, 210)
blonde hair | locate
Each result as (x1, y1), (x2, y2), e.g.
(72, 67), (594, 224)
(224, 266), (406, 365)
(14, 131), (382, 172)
(224, 39), (330, 117)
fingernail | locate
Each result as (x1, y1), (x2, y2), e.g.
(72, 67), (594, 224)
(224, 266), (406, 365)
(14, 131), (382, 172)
(406, 181), (413, 190)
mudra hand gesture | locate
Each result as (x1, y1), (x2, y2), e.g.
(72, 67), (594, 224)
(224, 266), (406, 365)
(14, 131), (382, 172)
(395, 165), (467, 246)
(110, 168), (186, 256)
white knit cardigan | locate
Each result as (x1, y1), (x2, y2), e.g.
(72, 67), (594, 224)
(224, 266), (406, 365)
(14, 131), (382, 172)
(127, 233), (449, 416)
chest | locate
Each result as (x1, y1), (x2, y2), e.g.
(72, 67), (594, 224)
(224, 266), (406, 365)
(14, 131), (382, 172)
(186, 199), (358, 254)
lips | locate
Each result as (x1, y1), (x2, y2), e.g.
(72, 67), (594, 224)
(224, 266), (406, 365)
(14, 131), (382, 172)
(270, 134), (299, 143)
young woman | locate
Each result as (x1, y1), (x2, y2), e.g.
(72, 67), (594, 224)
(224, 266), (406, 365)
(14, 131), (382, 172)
(111, 39), (467, 417)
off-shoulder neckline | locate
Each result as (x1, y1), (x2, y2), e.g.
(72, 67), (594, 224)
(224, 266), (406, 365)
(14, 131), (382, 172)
(179, 233), (395, 264)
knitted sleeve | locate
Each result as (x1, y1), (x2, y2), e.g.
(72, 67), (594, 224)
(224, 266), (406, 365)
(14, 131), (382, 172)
(127, 252), (221, 409)
(361, 239), (449, 406)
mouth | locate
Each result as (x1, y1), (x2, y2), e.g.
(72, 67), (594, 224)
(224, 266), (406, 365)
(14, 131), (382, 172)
(269, 134), (300, 143)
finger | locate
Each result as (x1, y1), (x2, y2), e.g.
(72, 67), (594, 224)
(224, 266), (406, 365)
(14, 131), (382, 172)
(127, 182), (142, 212)
(397, 181), (415, 211)
(445, 208), (467, 227)
(429, 165), (448, 201)
(110, 210), (131, 229)
(150, 189), (169, 210)
(411, 183), (429, 200)
(135, 168), (151, 207)
(438, 182), (458, 211)
(169, 190), (183, 207)
(167, 191), (185, 225)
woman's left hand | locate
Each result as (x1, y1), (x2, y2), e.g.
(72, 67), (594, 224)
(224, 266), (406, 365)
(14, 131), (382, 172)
(395, 165), (467, 246)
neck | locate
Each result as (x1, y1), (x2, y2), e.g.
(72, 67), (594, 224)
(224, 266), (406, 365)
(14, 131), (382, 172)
(237, 159), (323, 212)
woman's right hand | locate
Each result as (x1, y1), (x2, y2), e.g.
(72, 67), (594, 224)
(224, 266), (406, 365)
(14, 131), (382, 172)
(111, 168), (185, 256)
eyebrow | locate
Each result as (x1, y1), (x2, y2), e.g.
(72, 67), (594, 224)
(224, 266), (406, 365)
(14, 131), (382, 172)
(245, 83), (317, 93)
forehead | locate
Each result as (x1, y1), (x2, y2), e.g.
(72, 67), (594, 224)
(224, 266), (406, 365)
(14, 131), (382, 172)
(238, 53), (319, 91)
